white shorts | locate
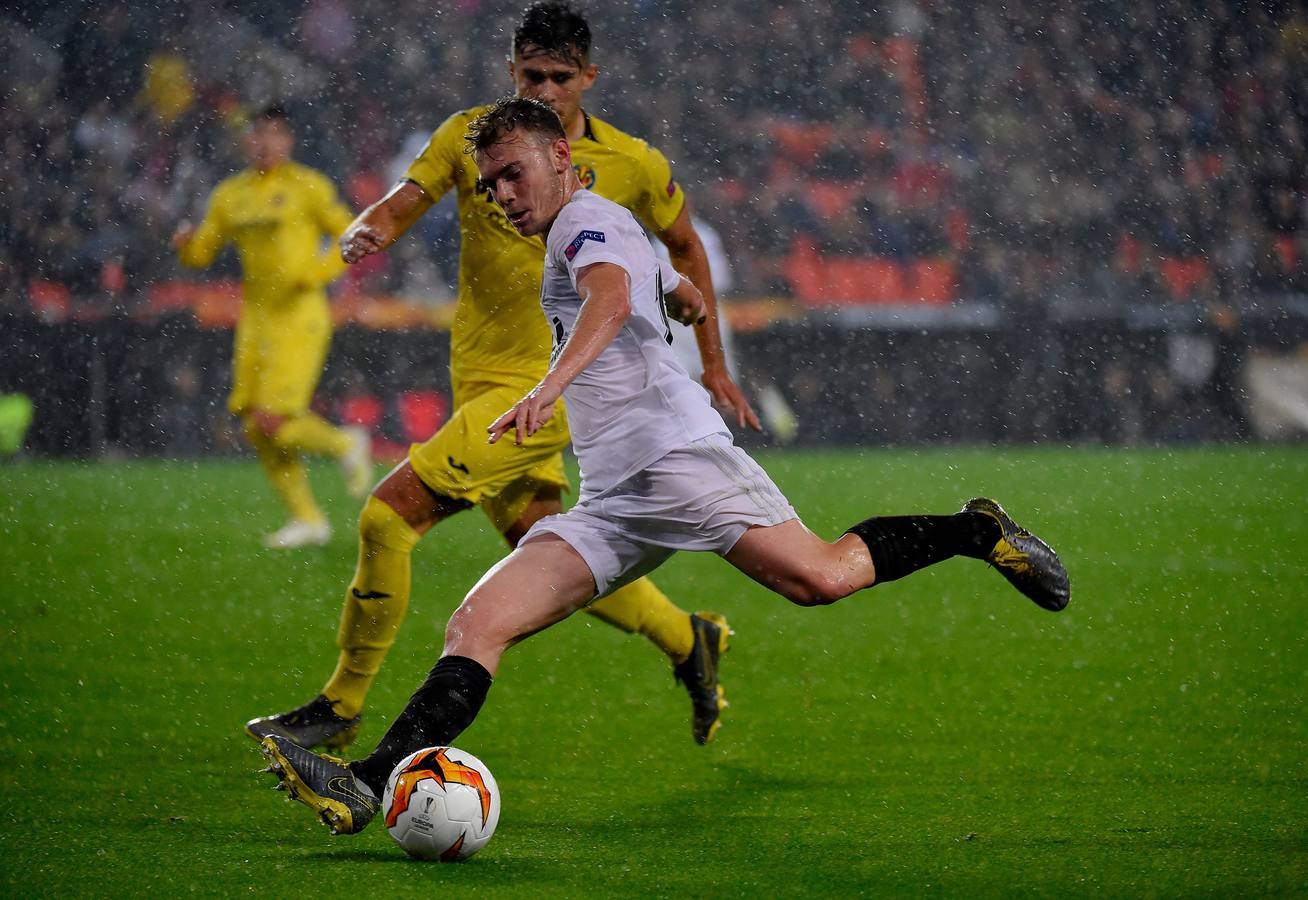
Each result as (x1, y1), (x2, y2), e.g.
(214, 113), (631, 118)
(522, 434), (797, 597)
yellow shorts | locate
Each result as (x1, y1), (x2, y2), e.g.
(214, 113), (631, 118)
(409, 381), (572, 533)
(228, 294), (331, 417)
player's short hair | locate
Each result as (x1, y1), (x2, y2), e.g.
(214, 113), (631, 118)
(513, 1), (591, 66)
(465, 96), (566, 157)
(251, 104), (290, 123)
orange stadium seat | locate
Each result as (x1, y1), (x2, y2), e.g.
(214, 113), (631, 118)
(1158, 257), (1212, 300)
(783, 241), (826, 303)
(823, 258), (906, 304)
(1275, 235), (1297, 272)
(397, 390), (447, 442)
(807, 181), (859, 220)
(339, 394), (384, 430)
(907, 257), (958, 304)
(28, 280), (71, 320)
(772, 120), (834, 167)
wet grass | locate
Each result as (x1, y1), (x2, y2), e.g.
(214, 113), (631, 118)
(2, 446), (1306, 896)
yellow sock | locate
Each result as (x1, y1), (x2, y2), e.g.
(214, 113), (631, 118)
(274, 413), (351, 459)
(587, 577), (695, 662)
(322, 496), (421, 717)
(244, 419), (324, 523)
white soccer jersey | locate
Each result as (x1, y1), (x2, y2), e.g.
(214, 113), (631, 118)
(542, 189), (730, 498)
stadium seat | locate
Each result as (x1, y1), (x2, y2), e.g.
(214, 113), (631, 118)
(147, 281), (198, 315)
(191, 282), (243, 328)
(807, 181), (859, 220)
(1275, 235), (1297, 272)
(772, 120), (834, 167)
(27, 280), (71, 320)
(783, 241), (826, 303)
(339, 394), (384, 430)
(1158, 257), (1212, 300)
(823, 258), (907, 304)
(397, 390), (447, 442)
(907, 257), (958, 304)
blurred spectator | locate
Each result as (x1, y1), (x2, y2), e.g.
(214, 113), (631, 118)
(1, 0), (1305, 311)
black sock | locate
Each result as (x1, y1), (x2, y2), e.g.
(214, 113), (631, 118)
(845, 512), (1000, 584)
(350, 655), (493, 796)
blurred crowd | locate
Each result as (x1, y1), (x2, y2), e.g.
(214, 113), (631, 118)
(3, 0), (1307, 313)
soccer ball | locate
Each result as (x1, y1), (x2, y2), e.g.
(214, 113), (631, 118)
(382, 746), (501, 861)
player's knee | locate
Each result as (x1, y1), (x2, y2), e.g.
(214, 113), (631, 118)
(782, 571), (848, 607)
(357, 495), (421, 552)
(251, 409), (285, 440)
(442, 590), (505, 658)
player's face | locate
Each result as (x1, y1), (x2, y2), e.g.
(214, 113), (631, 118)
(475, 134), (572, 236)
(243, 118), (294, 172)
(509, 48), (597, 129)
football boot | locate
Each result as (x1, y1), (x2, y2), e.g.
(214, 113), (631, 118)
(245, 695), (361, 751)
(963, 497), (1070, 611)
(673, 612), (732, 745)
(260, 734), (378, 835)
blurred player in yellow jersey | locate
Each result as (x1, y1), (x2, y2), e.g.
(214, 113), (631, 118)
(245, 2), (760, 749)
(174, 106), (372, 550)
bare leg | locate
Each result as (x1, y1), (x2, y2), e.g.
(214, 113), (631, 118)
(443, 534), (597, 675)
(724, 518), (875, 606)
(348, 534), (596, 793)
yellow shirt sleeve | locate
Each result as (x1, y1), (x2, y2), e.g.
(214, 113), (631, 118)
(403, 110), (471, 202)
(306, 171), (353, 287)
(178, 181), (230, 269)
(631, 143), (686, 235)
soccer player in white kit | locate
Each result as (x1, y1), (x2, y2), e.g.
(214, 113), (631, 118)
(259, 99), (1072, 836)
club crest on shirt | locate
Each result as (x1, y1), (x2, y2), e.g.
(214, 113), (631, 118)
(564, 230), (605, 261)
(573, 164), (597, 189)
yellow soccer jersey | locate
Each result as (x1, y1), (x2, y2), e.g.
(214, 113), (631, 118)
(404, 106), (686, 392)
(178, 161), (353, 307)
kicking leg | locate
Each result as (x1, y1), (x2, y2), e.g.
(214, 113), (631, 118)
(727, 500), (1068, 610)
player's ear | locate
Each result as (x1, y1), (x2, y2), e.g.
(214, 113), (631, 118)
(553, 137), (572, 173)
(580, 63), (598, 91)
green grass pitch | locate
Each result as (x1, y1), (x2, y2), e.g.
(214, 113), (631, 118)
(3, 447), (1306, 896)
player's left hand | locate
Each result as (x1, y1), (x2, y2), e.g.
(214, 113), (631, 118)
(703, 364), (762, 432)
(664, 291), (706, 326)
(488, 382), (561, 446)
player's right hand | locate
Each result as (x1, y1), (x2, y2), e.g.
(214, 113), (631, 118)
(171, 221), (195, 248)
(340, 223), (386, 264)
(488, 382), (560, 446)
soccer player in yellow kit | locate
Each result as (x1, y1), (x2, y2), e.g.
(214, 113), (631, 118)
(175, 106), (372, 550)
(245, 2), (760, 748)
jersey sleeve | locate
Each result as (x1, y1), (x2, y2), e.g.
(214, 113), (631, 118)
(402, 111), (469, 202)
(177, 181), (230, 269)
(658, 258), (682, 293)
(553, 204), (633, 293)
(306, 171), (352, 286)
(630, 143), (686, 235)
(310, 171), (355, 238)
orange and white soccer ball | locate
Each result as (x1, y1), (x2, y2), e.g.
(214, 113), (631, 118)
(382, 746), (501, 861)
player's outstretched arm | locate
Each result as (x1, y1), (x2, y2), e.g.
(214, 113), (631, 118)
(340, 180), (434, 263)
(489, 262), (631, 447)
(656, 209), (761, 431)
